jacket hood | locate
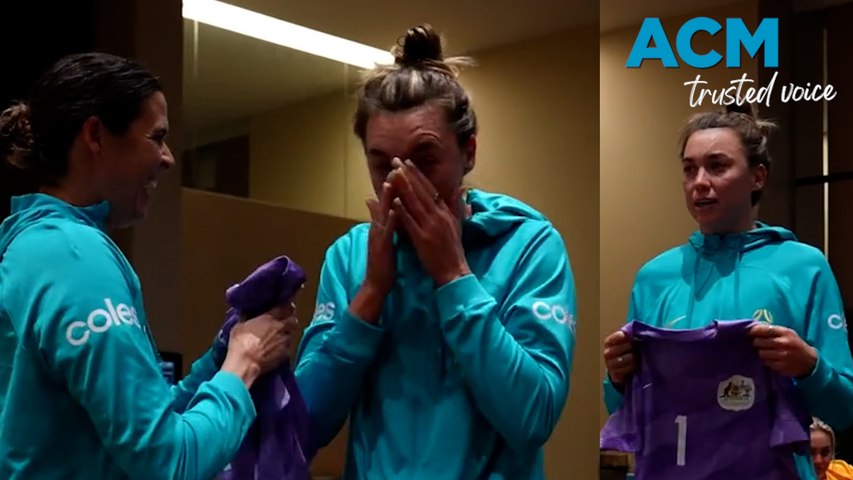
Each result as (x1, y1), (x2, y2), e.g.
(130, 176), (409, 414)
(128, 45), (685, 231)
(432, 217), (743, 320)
(687, 222), (797, 253)
(683, 222), (798, 322)
(0, 194), (111, 259)
(463, 189), (549, 240)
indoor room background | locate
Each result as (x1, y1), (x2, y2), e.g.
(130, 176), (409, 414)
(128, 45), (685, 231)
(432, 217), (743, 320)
(179, 1), (599, 478)
(599, 0), (853, 473)
(2, 0), (851, 478)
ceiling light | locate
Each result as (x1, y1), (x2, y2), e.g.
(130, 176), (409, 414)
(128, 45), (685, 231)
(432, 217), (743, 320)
(182, 0), (395, 69)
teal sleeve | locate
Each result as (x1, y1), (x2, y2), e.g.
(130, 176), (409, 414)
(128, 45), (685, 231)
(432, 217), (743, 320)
(170, 349), (219, 414)
(434, 225), (575, 451)
(603, 375), (624, 414)
(294, 238), (385, 448)
(794, 259), (853, 430)
(602, 283), (641, 415)
(5, 227), (256, 480)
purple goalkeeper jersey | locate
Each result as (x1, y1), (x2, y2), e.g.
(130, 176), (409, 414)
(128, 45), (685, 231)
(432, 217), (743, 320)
(600, 320), (811, 480)
(216, 255), (315, 480)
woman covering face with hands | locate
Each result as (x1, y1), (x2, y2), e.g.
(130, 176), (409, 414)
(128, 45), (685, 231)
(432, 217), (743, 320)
(364, 156), (470, 301)
(294, 25), (578, 480)
(384, 156), (471, 285)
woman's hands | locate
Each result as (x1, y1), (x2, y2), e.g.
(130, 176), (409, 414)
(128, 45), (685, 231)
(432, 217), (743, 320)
(603, 330), (637, 388)
(221, 305), (298, 387)
(388, 157), (470, 286)
(749, 323), (818, 378)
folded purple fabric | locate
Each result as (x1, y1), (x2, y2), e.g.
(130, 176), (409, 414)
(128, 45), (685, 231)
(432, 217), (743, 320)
(217, 256), (315, 480)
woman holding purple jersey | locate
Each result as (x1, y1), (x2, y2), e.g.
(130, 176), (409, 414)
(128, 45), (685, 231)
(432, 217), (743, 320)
(601, 103), (853, 479)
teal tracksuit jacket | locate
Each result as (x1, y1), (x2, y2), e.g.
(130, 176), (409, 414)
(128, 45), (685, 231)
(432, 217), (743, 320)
(603, 224), (853, 480)
(0, 193), (255, 479)
(295, 189), (577, 479)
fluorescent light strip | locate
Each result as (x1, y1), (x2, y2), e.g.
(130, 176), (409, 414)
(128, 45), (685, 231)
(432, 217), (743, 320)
(182, 0), (394, 69)
(822, 27), (829, 259)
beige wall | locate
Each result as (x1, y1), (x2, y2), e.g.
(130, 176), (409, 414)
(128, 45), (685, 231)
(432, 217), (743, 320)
(181, 189), (356, 476)
(95, 0), (187, 354)
(599, 0), (759, 423)
(249, 90), (367, 219)
(459, 25), (600, 480)
(243, 23), (600, 479)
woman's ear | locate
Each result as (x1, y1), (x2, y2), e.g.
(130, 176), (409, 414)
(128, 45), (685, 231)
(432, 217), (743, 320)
(80, 116), (103, 154)
(752, 163), (767, 191)
(463, 135), (477, 174)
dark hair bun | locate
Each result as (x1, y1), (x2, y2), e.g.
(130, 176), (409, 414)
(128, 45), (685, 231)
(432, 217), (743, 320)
(0, 102), (36, 172)
(395, 24), (444, 67)
(725, 102), (755, 117)
(725, 102), (777, 136)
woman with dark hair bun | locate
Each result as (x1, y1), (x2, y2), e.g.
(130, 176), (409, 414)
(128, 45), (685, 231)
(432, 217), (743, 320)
(0, 52), (298, 479)
(295, 24), (578, 479)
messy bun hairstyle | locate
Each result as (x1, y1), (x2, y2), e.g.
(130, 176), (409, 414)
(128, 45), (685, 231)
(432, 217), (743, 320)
(0, 102), (37, 176)
(0, 103), (38, 216)
(353, 24), (478, 161)
(679, 103), (777, 205)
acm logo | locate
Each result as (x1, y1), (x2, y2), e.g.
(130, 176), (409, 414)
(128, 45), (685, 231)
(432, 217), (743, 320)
(626, 17), (779, 69)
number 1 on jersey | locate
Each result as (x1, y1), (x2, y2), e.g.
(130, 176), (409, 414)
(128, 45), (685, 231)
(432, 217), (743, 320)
(675, 415), (687, 466)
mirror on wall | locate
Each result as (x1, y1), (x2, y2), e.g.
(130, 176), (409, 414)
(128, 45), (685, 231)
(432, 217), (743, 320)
(182, 0), (370, 220)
